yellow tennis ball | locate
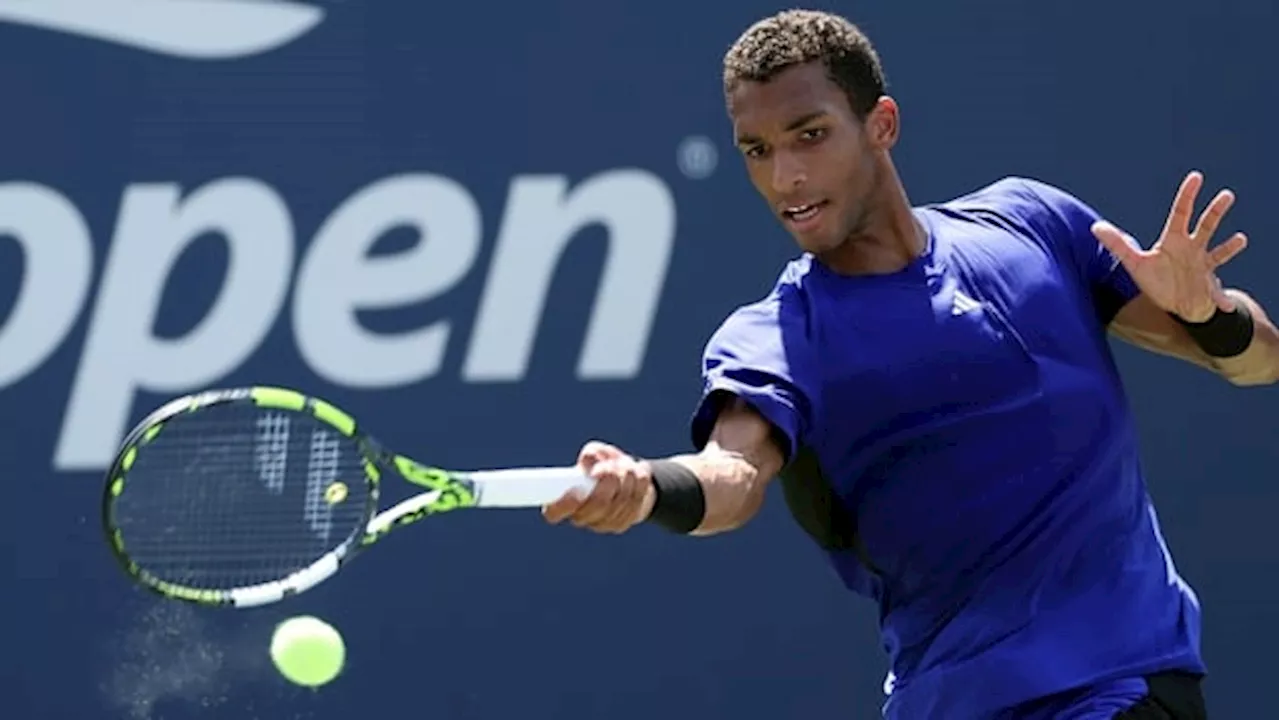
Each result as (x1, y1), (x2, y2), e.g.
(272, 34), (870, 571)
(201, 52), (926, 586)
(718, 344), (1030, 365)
(270, 616), (345, 687)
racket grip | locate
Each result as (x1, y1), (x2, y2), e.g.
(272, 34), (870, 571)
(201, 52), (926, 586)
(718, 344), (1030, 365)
(467, 466), (597, 508)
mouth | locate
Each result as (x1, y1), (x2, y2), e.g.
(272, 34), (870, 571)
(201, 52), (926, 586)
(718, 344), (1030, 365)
(781, 200), (829, 229)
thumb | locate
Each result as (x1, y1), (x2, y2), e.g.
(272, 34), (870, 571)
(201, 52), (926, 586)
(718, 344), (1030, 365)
(1091, 221), (1145, 267)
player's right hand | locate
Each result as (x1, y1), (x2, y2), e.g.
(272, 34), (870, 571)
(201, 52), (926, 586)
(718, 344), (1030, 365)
(542, 441), (656, 534)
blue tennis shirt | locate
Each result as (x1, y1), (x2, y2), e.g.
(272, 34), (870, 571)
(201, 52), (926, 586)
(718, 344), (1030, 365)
(690, 178), (1204, 719)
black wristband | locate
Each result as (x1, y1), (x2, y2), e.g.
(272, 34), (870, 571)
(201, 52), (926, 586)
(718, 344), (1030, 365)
(1170, 301), (1254, 358)
(646, 460), (706, 534)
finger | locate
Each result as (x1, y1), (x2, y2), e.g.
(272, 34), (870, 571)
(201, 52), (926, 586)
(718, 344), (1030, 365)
(570, 462), (623, 526)
(1091, 221), (1146, 268)
(594, 465), (647, 532)
(1212, 278), (1235, 313)
(542, 487), (589, 524)
(1163, 170), (1203, 237)
(1191, 189), (1235, 246)
(577, 440), (624, 475)
(1208, 232), (1247, 268)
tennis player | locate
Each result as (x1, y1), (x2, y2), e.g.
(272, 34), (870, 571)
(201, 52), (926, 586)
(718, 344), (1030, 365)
(543, 10), (1277, 719)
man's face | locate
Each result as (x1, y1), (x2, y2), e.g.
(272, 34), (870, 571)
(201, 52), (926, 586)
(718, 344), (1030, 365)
(730, 61), (877, 255)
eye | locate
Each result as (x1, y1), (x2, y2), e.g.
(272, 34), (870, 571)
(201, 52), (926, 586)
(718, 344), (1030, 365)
(799, 127), (827, 142)
(742, 145), (767, 160)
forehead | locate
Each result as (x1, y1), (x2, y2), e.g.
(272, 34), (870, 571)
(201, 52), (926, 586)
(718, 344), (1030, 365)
(729, 62), (848, 137)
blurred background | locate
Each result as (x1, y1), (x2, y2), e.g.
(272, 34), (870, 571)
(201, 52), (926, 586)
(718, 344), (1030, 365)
(0, 1), (1274, 718)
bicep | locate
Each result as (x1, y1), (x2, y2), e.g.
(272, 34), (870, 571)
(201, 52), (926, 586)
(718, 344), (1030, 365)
(702, 396), (786, 483)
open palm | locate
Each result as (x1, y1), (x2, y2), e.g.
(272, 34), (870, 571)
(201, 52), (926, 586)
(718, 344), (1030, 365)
(1091, 171), (1249, 323)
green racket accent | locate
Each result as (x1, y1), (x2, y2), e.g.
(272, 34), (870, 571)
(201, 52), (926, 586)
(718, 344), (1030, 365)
(250, 386), (307, 411)
(251, 386), (358, 437)
(311, 400), (356, 437)
(142, 424), (164, 443)
(356, 456), (480, 546)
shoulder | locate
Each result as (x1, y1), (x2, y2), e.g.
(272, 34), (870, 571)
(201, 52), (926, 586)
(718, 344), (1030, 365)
(711, 258), (814, 338)
(930, 176), (1088, 220)
(925, 176), (1102, 247)
(704, 257), (817, 360)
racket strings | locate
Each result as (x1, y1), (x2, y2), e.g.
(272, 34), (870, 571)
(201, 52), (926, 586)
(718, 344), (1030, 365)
(110, 404), (371, 591)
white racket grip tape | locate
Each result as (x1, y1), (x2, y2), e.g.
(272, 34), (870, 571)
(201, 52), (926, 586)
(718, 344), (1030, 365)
(468, 466), (597, 508)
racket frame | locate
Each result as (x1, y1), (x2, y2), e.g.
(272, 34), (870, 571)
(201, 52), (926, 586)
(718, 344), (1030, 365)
(102, 386), (482, 608)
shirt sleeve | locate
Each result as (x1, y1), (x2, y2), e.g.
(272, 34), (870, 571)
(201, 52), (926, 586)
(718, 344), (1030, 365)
(689, 298), (814, 464)
(1013, 178), (1142, 325)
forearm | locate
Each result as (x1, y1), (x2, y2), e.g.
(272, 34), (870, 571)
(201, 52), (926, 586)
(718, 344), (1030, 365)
(664, 449), (770, 536)
(1209, 290), (1278, 385)
(1110, 290), (1279, 386)
(644, 397), (787, 536)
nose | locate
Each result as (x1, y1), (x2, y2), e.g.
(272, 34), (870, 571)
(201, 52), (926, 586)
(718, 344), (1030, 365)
(770, 151), (806, 194)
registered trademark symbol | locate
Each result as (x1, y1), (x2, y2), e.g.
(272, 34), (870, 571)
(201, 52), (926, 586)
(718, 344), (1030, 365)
(676, 135), (718, 180)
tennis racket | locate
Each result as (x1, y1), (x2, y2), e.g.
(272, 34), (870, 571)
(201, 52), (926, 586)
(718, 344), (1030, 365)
(102, 385), (595, 608)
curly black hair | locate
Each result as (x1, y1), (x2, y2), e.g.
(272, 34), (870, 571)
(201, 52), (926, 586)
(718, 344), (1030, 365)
(723, 9), (887, 118)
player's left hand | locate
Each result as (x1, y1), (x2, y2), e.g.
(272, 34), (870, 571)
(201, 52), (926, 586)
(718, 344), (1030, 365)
(1091, 170), (1249, 322)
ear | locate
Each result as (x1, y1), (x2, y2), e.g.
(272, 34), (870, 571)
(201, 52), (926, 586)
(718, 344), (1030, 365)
(865, 96), (900, 150)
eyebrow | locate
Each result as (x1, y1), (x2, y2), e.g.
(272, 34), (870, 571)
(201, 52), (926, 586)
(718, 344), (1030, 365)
(736, 111), (829, 145)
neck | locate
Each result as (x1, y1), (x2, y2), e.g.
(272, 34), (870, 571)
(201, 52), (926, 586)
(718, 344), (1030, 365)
(817, 159), (926, 276)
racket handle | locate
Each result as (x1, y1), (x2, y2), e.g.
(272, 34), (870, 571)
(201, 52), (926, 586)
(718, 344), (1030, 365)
(467, 466), (596, 508)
